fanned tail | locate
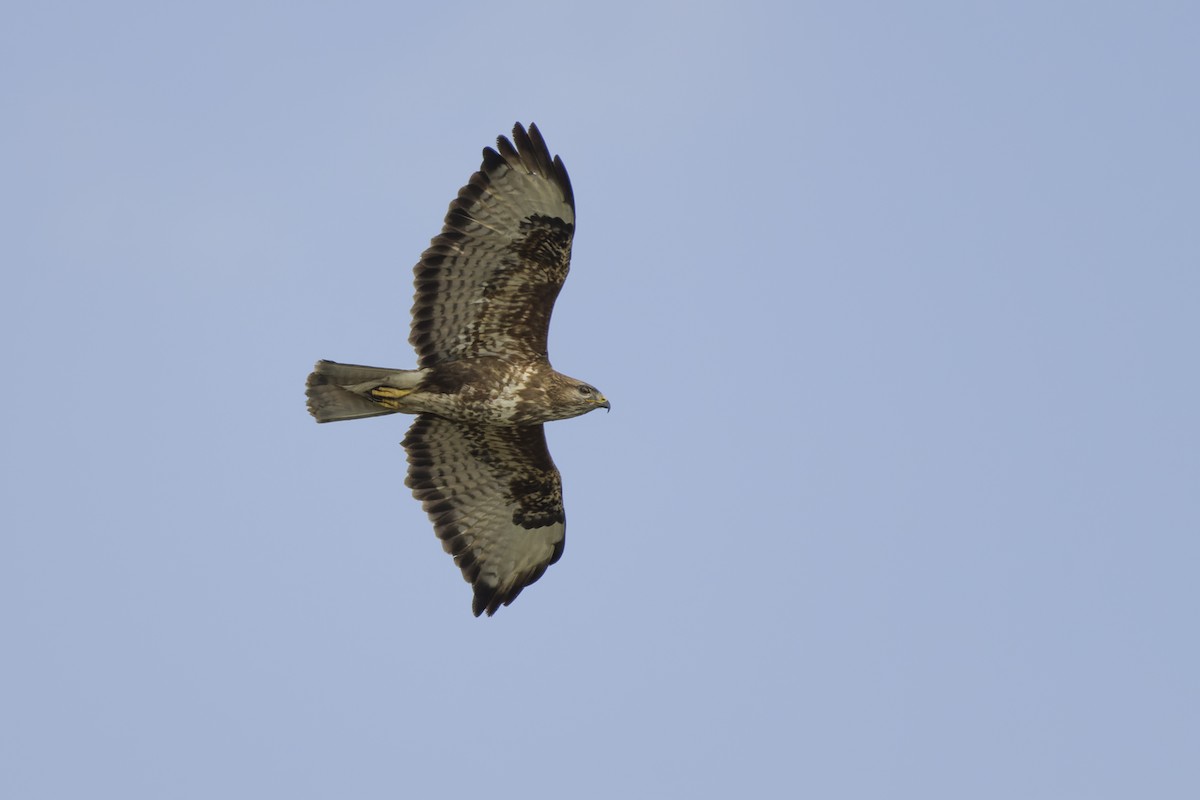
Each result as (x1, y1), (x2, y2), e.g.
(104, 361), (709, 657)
(305, 360), (424, 422)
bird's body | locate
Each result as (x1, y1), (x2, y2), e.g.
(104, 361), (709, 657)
(306, 123), (607, 616)
(308, 357), (601, 427)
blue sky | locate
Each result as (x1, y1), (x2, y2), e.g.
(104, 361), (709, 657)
(4, 2), (1198, 797)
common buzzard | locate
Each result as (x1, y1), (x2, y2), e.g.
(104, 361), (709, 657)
(306, 123), (608, 616)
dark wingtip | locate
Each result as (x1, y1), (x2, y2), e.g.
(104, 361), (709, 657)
(472, 582), (528, 617)
(472, 585), (497, 617)
(496, 121), (573, 213)
(481, 145), (505, 171)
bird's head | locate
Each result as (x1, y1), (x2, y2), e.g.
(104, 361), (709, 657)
(572, 381), (610, 413)
(551, 374), (610, 419)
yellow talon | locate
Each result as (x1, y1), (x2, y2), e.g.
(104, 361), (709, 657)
(369, 386), (413, 409)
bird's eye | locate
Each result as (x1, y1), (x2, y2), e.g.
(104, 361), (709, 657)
(578, 385), (593, 395)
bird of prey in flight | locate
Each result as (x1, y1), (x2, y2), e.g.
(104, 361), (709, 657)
(306, 123), (607, 616)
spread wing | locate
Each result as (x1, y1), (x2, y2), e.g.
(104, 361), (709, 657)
(410, 122), (576, 368)
(402, 414), (566, 616)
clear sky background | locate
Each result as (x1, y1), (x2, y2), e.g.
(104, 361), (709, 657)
(4, 2), (1198, 798)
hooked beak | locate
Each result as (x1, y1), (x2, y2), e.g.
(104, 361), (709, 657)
(597, 396), (611, 412)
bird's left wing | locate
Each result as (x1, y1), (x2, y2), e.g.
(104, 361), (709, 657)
(402, 415), (566, 616)
(410, 122), (575, 367)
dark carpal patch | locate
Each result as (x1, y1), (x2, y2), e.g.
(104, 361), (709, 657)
(514, 214), (573, 274)
(507, 473), (565, 529)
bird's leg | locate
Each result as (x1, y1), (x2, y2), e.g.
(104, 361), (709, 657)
(368, 386), (415, 410)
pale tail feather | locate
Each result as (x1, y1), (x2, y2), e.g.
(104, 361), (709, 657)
(305, 360), (424, 423)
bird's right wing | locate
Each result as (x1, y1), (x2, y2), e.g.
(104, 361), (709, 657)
(402, 414), (566, 616)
